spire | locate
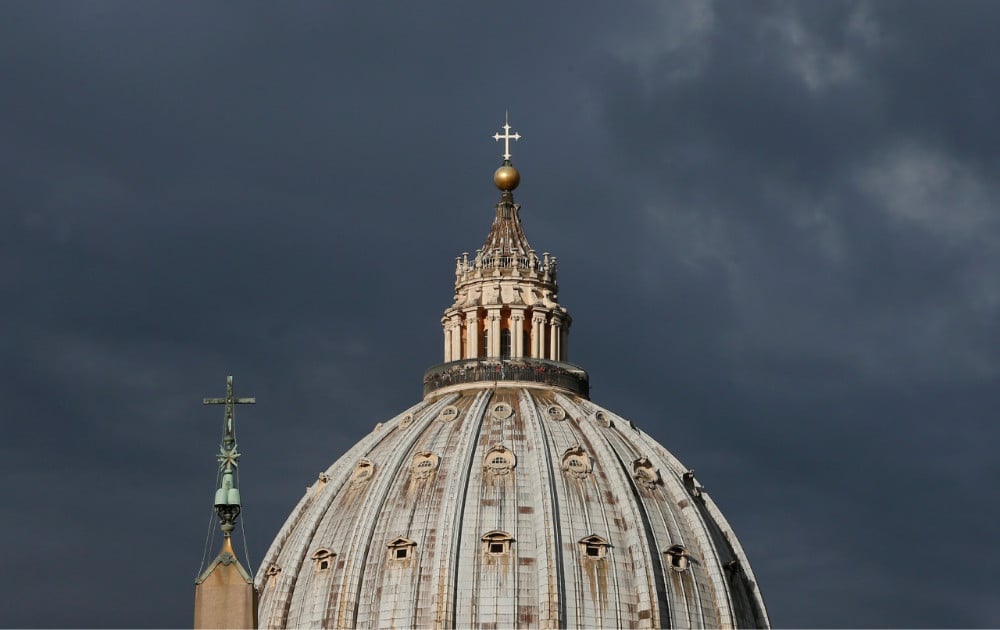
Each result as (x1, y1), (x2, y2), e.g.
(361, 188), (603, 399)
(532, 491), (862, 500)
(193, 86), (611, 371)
(194, 375), (258, 630)
(203, 375), (255, 538)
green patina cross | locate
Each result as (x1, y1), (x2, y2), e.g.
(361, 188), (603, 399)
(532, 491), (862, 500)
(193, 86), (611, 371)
(203, 375), (255, 447)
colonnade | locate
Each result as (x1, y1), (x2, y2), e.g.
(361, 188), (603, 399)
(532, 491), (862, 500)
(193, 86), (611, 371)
(442, 307), (568, 362)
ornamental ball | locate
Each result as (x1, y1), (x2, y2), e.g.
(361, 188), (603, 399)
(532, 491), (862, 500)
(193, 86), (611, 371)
(493, 164), (520, 191)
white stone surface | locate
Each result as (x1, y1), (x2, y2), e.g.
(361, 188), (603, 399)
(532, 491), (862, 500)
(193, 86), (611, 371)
(255, 387), (769, 628)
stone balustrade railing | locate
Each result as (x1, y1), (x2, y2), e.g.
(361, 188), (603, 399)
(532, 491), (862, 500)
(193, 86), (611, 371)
(423, 358), (589, 398)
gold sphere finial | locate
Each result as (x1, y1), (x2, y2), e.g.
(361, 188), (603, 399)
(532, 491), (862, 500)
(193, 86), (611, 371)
(492, 113), (522, 191)
(494, 163), (520, 191)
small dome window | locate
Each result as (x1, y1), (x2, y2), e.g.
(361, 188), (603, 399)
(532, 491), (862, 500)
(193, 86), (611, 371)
(491, 402), (513, 419)
(350, 459), (375, 486)
(546, 404), (566, 421)
(561, 446), (592, 479)
(387, 537), (417, 562)
(665, 544), (691, 573)
(484, 444), (515, 475)
(400, 413), (414, 428)
(264, 565), (281, 585)
(410, 451), (440, 479)
(481, 530), (514, 556)
(311, 548), (335, 572)
(578, 534), (611, 559)
(438, 405), (459, 422)
(632, 457), (661, 488)
(593, 411), (612, 427)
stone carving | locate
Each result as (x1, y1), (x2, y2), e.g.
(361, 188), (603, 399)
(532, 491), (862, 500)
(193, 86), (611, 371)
(410, 451), (440, 479)
(632, 457), (661, 488)
(484, 444), (515, 475)
(561, 445), (592, 479)
(350, 458), (375, 486)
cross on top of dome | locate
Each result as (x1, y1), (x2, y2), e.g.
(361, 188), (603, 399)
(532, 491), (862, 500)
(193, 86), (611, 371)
(492, 112), (520, 162)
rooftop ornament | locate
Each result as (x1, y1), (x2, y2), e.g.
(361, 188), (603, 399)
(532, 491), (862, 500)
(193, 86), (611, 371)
(203, 375), (256, 537)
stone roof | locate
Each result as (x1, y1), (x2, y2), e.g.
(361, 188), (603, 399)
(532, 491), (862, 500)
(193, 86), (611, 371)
(255, 386), (769, 628)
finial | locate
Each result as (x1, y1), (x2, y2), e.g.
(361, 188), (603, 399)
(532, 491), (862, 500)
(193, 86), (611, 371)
(492, 113), (521, 191)
(204, 375), (256, 537)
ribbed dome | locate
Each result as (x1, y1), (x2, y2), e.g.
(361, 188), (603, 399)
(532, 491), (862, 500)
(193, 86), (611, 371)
(255, 383), (768, 628)
(255, 121), (769, 629)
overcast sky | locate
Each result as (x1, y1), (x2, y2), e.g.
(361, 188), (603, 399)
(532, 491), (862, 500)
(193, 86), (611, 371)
(2, 1), (998, 628)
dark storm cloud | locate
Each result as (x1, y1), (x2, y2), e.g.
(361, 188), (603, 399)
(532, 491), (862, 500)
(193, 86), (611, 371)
(1, 1), (998, 627)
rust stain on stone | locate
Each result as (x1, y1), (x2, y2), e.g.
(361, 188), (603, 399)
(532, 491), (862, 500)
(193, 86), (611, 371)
(518, 557), (536, 566)
(518, 506), (534, 514)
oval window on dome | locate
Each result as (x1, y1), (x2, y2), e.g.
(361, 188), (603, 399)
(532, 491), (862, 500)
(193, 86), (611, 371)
(491, 402), (513, 420)
(438, 405), (459, 422)
(561, 446), (592, 479)
(350, 459), (375, 486)
(484, 444), (515, 475)
(546, 404), (566, 421)
(593, 411), (612, 428)
(400, 413), (414, 428)
(410, 451), (440, 479)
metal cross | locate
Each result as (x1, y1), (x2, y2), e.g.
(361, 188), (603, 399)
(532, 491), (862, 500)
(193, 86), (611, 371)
(492, 112), (520, 161)
(203, 375), (255, 447)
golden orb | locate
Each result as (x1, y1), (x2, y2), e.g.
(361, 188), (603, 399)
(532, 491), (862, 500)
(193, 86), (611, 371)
(493, 164), (520, 191)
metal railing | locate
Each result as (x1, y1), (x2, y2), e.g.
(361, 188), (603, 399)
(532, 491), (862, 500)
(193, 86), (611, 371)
(422, 358), (589, 398)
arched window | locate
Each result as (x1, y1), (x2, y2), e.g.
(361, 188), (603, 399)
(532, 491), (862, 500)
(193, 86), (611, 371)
(311, 548), (335, 572)
(500, 329), (511, 358)
(665, 544), (691, 572)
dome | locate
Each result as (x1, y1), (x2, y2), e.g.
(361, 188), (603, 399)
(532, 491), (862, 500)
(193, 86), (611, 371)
(254, 120), (769, 629)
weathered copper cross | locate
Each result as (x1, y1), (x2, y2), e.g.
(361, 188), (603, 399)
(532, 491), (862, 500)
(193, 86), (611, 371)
(492, 112), (520, 161)
(203, 375), (255, 446)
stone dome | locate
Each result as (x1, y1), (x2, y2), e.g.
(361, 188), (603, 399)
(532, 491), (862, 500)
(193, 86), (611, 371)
(255, 122), (769, 629)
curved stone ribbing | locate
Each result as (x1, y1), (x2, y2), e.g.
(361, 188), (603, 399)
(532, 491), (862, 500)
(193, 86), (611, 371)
(255, 387), (769, 629)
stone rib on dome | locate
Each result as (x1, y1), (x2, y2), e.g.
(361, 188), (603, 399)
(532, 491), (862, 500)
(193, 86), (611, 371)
(256, 388), (769, 628)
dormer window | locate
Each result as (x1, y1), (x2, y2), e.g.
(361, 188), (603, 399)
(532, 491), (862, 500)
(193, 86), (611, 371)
(665, 544), (691, 572)
(578, 534), (611, 559)
(387, 537), (417, 562)
(481, 530), (514, 556)
(311, 548), (335, 572)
